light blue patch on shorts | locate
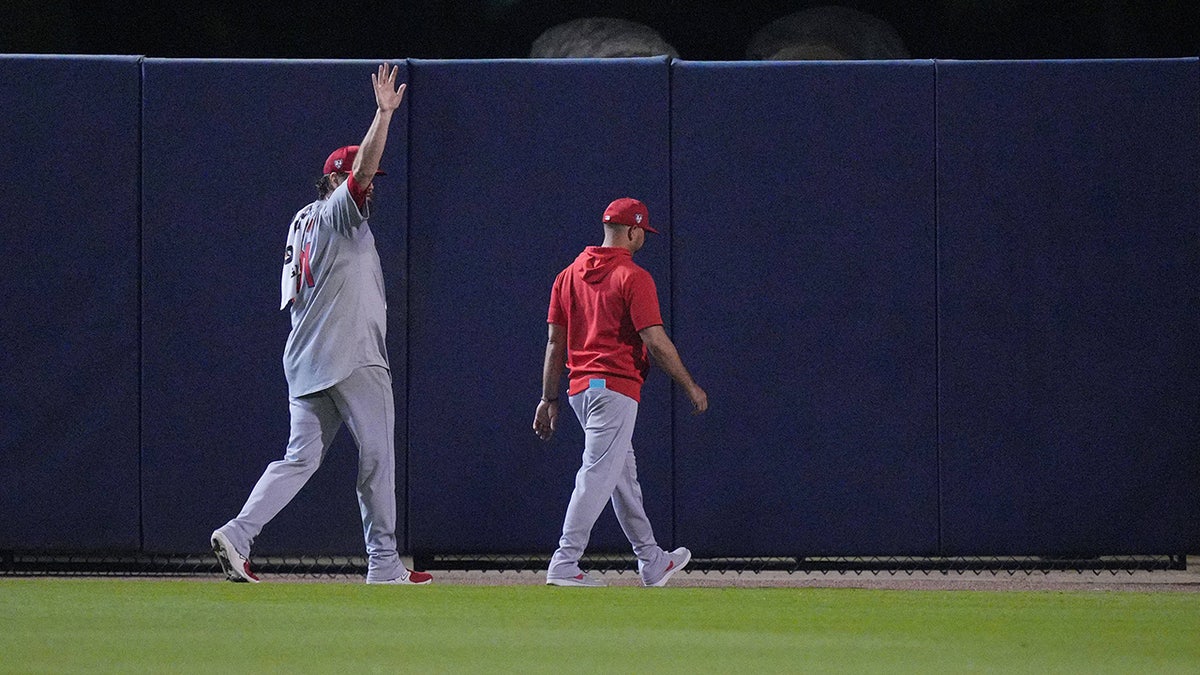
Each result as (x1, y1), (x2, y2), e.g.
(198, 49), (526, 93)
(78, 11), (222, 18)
(589, 378), (607, 389)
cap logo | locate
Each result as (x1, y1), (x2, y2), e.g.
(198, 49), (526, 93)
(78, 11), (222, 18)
(635, 213), (643, 224)
(334, 158), (344, 170)
(604, 215), (611, 222)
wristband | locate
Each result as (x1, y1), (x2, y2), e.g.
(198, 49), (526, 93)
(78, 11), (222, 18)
(541, 397), (558, 403)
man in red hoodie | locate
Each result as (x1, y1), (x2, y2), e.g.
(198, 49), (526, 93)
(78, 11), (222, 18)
(534, 197), (708, 587)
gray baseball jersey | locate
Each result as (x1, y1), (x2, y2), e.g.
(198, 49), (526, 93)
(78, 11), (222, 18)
(281, 180), (389, 398)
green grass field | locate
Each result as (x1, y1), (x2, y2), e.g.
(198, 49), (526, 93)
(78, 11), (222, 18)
(1, 579), (1197, 673)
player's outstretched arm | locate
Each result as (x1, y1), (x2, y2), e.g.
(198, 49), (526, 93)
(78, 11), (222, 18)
(639, 324), (708, 414)
(352, 63), (407, 186)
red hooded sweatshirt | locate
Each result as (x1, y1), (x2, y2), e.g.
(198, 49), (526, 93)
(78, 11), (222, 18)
(548, 246), (663, 402)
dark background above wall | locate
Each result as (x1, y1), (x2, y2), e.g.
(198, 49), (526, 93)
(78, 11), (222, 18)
(2, 0), (1198, 61)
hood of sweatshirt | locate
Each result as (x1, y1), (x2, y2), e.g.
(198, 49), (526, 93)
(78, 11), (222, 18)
(575, 246), (631, 284)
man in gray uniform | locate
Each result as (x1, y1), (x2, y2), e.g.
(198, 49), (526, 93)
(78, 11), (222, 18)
(211, 63), (431, 585)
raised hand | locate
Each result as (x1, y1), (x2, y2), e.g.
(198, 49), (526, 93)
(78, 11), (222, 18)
(372, 63), (406, 114)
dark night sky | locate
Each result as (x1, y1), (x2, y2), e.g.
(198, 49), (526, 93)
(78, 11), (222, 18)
(3, 1), (1198, 61)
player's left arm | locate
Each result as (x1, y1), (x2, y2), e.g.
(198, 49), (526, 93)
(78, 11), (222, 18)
(639, 325), (708, 414)
(629, 270), (707, 414)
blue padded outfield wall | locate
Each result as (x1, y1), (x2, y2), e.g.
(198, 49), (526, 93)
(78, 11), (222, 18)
(0, 56), (141, 550)
(1, 55), (1196, 558)
(936, 60), (1200, 555)
(671, 61), (939, 557)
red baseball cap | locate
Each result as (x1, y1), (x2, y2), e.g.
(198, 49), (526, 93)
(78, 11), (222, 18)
(602, 197), (658, 233)
(322, 145), (386, 176)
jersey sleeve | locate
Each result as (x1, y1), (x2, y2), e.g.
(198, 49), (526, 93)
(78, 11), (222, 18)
(626, 267), (663, 332)
(326, 177), (369, 235)
(547, 270), (568, 326)
(346, 172), (370, 210)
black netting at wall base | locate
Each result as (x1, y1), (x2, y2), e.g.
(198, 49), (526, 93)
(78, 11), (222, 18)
(0, 553), (367, 577)
(415, 554), (1187, 575)
(0, 552), (1186, 576)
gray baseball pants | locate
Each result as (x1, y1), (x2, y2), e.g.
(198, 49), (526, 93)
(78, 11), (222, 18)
(218, 365), (404, 582)
(547, 382), (670, 582)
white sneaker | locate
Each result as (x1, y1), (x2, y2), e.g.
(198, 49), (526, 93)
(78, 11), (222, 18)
(367, 570), (433, 585)
(546, 572), (607, 587)
(644, 547), (691, 587)
(211, 530), (260, 583)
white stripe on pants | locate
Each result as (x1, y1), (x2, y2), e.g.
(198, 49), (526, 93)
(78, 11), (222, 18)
(220, 365), (404, 581)
(547, 385), (668, 581)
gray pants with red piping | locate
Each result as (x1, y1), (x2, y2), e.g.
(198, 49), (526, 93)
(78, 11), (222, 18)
(217, 365), (405, 582)
(547, 381), (672, 583)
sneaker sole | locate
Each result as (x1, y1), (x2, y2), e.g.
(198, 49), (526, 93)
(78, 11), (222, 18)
(366, 575), (433, 585)
(546, 577), (606, 588)
(211, 532), (258, 583)
(648, 549), (692, 587)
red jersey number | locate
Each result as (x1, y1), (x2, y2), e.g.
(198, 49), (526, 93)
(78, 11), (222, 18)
(295, 217), (316, 293)
(298, 243), (315, 290)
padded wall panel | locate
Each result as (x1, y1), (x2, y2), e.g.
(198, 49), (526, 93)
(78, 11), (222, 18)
(672, 61), (939, 556)
(938, 59), (1200, 555)
(407, 58), (671, 554)
(0, 56), (141, 550)
(141, 59), (408, 555)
